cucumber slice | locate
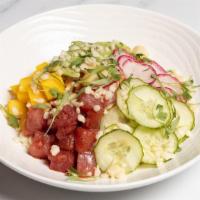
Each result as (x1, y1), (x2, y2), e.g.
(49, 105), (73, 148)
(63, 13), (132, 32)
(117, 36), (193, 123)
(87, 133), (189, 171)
(117, 78), (147, 119)
(127, 85), (172, 128)
(100, 106), (127, 129)
(128, 119), (138, 129)
(104, 123), (133, 134)
(95, 130), (143, 174)
(172, 99), (195, 140)
(134, 126), (178, 165)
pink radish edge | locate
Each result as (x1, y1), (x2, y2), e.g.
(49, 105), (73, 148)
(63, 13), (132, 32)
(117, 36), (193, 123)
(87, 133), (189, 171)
(120, 58), (157, 84)
(151, 73), (183, 95)
(149, 61), (167, 74)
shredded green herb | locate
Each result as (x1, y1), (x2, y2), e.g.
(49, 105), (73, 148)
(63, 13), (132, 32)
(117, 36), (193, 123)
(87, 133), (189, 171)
(178, 135), (189, 145)
(70, 57), (84, 67)
(135, 53), (151, 62)
(176, 146), (182, 152)
(165, 115), (180, 137)
(49, 88), (63, 100)
(45, 90), (74, 134)
(32, 103), (50, 110)
(156, 104), (167, 121)
(107, 66), (120, 80)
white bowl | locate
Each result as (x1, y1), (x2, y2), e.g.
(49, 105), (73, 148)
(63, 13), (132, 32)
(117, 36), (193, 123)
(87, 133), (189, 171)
(0, 4), (200, 192)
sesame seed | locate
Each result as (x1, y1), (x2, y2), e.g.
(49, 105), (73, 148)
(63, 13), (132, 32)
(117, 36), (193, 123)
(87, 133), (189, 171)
(77, 114), (86, 123)
(104, 109), (108, 115)
(76, 107), (80, 114)
(43, 111), (49, 119)
(93, 105), (101, 112)
(26, 103), (31, 108)
(85, 86), (93, 94)
(94, 166), (101, 177)
(50, 145), (60, 156)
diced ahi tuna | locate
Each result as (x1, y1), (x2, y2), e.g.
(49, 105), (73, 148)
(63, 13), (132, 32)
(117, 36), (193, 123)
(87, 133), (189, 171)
(53, 105), (77, 134)
(26, 108), (47, 134)
(48, 150), (75, 173)
(77, 152), (96, 177)
(84, 110), (104, 129)
(28, 131), (55, 159)
(58, 133), (75, 151)
(75, 127), (97, 153)
(79, 93), (103, 112)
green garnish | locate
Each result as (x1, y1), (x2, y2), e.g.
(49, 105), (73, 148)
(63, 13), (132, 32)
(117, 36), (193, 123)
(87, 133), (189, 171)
(45, 90), (74, 134)
(178, 135), (189, 145)
(33, 103), (50, 110)
(0, 104), (19, 128)
(49, 88), (63, 100)
(32, 60), (61, 88)
(62, 68), (80, 78)
(156, 104), (167, 121)
(70, 57), (84, 67)
(135, 53), (151, 62)
(66, 168), (97, 182)
(165, 116), (180, 137)
(176, 146), (182, 152)
(107, 66), (120, 80)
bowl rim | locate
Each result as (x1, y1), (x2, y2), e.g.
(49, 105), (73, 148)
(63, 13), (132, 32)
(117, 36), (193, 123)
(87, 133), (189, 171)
(0, 4), (200, 192)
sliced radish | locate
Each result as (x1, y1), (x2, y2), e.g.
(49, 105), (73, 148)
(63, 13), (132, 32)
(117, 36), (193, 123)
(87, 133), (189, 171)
(120, 59), (156, 84)
(149, 61), (167, 74)
(113, 49), (131, 60)
(117, 55), (133, 68)
(152, 74), (183, 94)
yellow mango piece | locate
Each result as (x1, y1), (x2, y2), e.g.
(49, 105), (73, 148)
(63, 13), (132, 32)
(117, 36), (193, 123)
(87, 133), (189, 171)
(51, 73), (64, 84)
(28, 88), (46, 105)
(10, 85), (19, 95)
(7, 99), (26, 117)
(35, 62), (48, 71)
(19, 76), (32, 93)
(40, 74), (65, 100)
(17, 91), (29, 103)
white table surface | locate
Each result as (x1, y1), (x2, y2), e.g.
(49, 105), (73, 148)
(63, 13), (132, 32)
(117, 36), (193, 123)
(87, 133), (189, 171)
(0, 0), (200, 199)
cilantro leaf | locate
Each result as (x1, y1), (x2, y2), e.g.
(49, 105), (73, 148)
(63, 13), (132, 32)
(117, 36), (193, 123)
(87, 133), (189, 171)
(155, 104), (167, 121)
(0, 104), (19, 128)
(70, 57), (84, 67)
(49, 88), (63, 99)
(178, 135), (189, 145)
(135, 53), (151, 62)
(107, 67), (120, 80)
(45, 90), (72, 134)
(7, 113), (19, 128)
(164, 116), (180, 137)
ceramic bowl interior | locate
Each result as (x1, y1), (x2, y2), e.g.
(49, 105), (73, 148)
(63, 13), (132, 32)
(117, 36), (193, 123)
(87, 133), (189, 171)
(0, 5), (200, 192)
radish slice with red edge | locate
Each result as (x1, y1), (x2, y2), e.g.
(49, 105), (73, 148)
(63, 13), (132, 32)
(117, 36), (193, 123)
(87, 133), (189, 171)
(152, 74), (183, 94)
(149, 61), (167, 74)
(120, 58), (156, 84)
(117, 55), (133, 66)
(114, 50), (167, 75)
